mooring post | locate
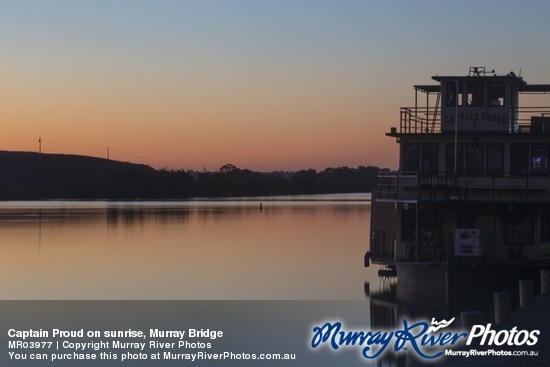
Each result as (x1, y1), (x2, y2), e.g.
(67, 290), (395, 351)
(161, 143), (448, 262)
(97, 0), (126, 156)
(460, 311), (483, 329)
(541, 269), (550, 294)
(494, 292), (511, 324)
(519, 280), (534, 307)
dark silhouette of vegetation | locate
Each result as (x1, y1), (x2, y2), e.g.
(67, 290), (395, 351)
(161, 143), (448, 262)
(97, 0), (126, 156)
(0, 151), (390, 199)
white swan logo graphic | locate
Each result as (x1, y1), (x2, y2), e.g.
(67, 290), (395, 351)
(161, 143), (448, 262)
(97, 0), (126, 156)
(427, 317), (455, 333)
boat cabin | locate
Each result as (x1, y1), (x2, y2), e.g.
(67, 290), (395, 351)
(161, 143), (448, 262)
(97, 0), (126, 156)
(371, 67), (550, 268)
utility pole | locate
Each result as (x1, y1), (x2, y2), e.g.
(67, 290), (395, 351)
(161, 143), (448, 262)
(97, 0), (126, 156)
(107, 146), (110, 160)
(39, 137), (42, 153)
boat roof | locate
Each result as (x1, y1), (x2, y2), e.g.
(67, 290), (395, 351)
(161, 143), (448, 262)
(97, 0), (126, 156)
(414, 85), (439, 93)
(414, 77), (550, 94)
(432, 74), (526, 84)
(519, 84), (550, 93)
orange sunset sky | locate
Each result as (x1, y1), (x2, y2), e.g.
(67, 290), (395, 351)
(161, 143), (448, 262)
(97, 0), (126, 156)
(1, 1), (549, 171)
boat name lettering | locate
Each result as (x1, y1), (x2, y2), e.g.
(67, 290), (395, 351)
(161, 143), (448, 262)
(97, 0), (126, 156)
(444, 112), (508, 124)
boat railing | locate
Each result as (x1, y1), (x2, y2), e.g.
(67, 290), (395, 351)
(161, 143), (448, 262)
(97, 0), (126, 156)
(376, 174), (550, 202)
(405, 238), (447, 263)
(371, 234), (447, 263)
(397, 106), (550, 134)
(376, 175), (399, 200)
(399, 107), (441, 134)
(516, 107), (550, 133)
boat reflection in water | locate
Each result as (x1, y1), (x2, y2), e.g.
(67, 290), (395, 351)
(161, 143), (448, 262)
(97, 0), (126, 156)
(365, 274), (451, 367)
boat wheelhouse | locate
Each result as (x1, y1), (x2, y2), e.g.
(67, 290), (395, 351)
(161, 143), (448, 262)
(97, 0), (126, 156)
(369, 67), (550, 289)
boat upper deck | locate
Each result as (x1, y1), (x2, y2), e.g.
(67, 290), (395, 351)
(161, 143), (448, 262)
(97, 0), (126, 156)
(390, 67), (550, 136)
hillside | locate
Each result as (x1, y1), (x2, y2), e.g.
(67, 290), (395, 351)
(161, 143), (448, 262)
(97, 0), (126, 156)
(0, 151), (162, 199)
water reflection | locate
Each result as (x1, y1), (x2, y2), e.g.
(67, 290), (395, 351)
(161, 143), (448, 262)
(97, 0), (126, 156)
(0, 196), (373, 300)
(365, 277), (450, 367)
(364, 271), (528, 366)
(367, 278), (449, 326)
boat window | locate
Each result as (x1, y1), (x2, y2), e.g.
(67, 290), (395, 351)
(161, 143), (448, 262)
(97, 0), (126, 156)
(446, 143), (464, 174)
(446, 82), (463, 107)
(487, 82), (505, 106)
(466, 82), (484, 107)
(457, 206), (476, 228)
(400, 204), (416, 243)
(504, 208), (534, 245)
(531, 144), (549, 175)
(541, 211), (550, 243)
(486, 144), (504, 174)
(421, 144), (439, 174)
(511, 144), (529, 175)
(465, 144), (483, 174)
(402, 144), (419, 173)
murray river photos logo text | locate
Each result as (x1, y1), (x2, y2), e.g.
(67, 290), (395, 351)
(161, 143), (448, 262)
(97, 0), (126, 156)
(310, 318), (540, 361)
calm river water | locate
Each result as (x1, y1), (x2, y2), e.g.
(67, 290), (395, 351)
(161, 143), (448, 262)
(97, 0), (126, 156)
(0, 193), (385, 300)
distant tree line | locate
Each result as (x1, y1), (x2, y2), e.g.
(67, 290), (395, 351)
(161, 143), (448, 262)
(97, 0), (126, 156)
(0, 151), (391, 199)
(108, 164), (391, 198)
(192, 164), (391, 197)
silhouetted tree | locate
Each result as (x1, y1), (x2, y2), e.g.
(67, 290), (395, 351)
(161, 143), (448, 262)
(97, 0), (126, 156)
(219, 163), (237, 173)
